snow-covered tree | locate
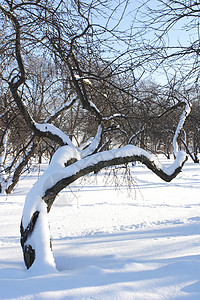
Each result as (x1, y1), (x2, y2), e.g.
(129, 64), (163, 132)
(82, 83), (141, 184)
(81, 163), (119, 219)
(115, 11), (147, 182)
(0, 0), (192, 271)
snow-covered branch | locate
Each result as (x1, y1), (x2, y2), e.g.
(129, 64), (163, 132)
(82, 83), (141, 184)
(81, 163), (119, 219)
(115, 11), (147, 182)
(21, 143), (187, 269)
(42, 145), (187, 212)
(20, 145), (82, 269)
(128, 126), (145, 144)
(103, 114), (126, 121)
(35, 123), (74, 147)
(75, 75), (108, 99)
(173, 100), (191, 157)
(80, 125), (102, 158)
(78, 137), (93, 151)
(45, 98), (77, 123)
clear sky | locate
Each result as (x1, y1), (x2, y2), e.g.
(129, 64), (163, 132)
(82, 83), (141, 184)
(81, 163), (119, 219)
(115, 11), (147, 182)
(92, 0), (199, 85)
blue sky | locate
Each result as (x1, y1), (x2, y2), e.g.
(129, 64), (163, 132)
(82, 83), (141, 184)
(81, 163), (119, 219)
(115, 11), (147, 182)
(92, 0), (199, 84)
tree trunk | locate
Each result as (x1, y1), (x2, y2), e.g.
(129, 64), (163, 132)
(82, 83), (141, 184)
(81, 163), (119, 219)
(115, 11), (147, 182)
(20, 144), (187, 271)
(20, 205), (55, 272)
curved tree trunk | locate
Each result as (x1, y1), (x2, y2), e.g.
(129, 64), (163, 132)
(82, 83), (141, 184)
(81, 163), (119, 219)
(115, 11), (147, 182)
(20, 144), (187, 271)
(20, 145), (81, 270)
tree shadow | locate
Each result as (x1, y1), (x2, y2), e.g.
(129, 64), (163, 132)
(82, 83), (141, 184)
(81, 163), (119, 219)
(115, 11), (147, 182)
(1, 223), (200, 299)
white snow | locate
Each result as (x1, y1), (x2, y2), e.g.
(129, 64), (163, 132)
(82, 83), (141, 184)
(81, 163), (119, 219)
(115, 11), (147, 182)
(35, 123), (74, 147)
(81, 125), (102, 158)
(74, 75), (92, 85)
(44, 99), (76, 123)
(173, 101), (191, 157)
(16, 145), (187, 269)
(60, 145), (186, 182)
(1, 156), (200, 299)
(20, 146), (81, 270)
(103, 114), (125, 121)
(89, 101), (101, 114)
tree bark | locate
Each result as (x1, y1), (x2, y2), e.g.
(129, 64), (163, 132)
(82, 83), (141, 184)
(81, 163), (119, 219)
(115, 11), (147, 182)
(20, 211), (39, 269)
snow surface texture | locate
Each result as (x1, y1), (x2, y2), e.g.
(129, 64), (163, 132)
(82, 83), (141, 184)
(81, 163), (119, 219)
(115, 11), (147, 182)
(1, 157), (200, 299)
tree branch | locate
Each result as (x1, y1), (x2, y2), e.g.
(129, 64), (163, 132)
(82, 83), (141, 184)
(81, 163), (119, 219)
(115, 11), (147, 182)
(43, 145), (187, 212)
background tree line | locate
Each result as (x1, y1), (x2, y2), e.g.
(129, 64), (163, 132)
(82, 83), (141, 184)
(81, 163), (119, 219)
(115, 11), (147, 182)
(0, 67), (199, 194)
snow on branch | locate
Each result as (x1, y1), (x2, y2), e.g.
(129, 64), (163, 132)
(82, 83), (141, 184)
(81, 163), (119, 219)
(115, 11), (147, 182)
(35, 123), (74, 147)
(74, 75), (92, 85)
(103, 114), (126, 121)
(21, 143), (187, 270)
(66, 145), (187, 183)
(22, 143), (187, 228)
(44, 98), (77, 123)
(173, 100), (191, 157)
(22, 145), (81, 227)
(78, 137), (93, 150)
(74, 74), (108, 98)
(89, 100), (100, 115)
(42, 145), (187, 212)
(128, 126), (145, 144)
(81, 125), (102, 158)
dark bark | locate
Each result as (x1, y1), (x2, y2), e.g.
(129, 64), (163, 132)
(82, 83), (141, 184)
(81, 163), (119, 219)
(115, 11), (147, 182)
(0, 5), (72, 147)
(20, 211), (39, 269)
(43, 152), (187, 212)
(6, 139), (39, 194)
(181, 138), (199, 163)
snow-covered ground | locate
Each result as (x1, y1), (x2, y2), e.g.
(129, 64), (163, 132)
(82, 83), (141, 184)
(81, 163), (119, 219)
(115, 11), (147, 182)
(1, 156), (200, 299)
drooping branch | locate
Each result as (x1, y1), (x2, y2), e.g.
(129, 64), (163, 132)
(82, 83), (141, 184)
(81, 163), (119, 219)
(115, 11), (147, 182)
(43, 145), (187, 212)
